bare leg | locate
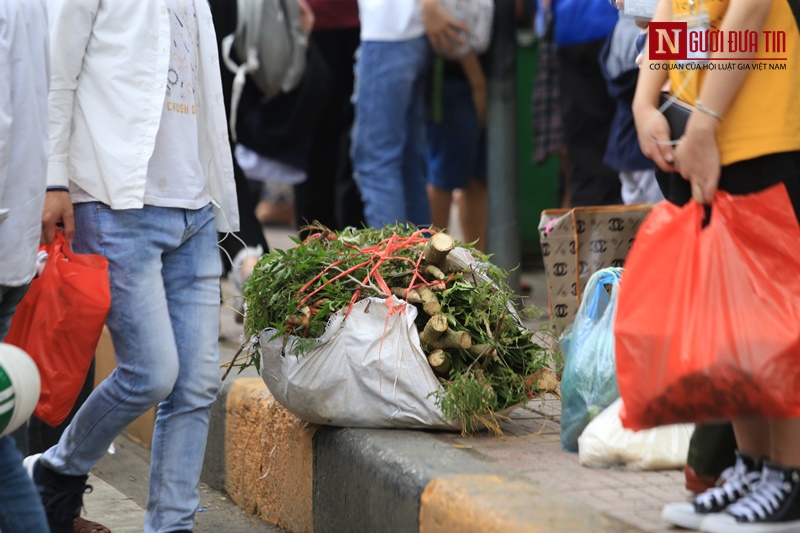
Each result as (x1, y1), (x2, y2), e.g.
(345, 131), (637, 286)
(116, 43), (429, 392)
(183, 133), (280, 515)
(457, 178), (487, 253)
(770, 418), (800, 468)
(427, 184), (453, 231)
(733, 419), (771, 460)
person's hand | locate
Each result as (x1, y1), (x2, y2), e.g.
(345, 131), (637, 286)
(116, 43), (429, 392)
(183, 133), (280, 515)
(298, 0), (314, 36)
(421, 0), (469, 55)
(615, 0), (624, 8)
(633, 104), (676, 173)
(674, 113), (721, 204)
(41, 190), (74, 244)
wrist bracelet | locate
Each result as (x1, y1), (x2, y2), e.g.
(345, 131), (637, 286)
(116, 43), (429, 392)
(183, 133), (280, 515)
(695, 101), (723, 122)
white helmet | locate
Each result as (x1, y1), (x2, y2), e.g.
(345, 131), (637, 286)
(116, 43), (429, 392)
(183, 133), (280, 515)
(0, 343), (41, 438)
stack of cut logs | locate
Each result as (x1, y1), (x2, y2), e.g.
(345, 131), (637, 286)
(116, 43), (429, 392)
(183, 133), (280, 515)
(387, 232), (496, 377)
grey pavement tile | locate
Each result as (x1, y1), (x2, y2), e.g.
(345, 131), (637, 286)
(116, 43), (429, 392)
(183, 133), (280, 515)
(84, 474), (144, 533)
(459, 409), (688, 532)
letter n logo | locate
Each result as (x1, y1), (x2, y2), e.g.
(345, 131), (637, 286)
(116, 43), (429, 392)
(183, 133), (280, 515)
(649, 22), (687, 60)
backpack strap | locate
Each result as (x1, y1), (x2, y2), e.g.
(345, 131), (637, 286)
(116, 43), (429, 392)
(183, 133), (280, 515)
(220, 0), (265, 142)
(221, 33), (259, 143)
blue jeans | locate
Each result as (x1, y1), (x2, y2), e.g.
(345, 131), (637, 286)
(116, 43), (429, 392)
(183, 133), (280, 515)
(41, 203), (223, 533)
(0, 284), (28, 339)
(0, 285), (50, 532)
(352, 36), (431, 228)
(0, 435), (50, 532)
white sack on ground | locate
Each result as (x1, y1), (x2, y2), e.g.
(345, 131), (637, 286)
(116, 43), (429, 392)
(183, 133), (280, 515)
(259, 296), (457, 430)
(578, 398), (693, 470)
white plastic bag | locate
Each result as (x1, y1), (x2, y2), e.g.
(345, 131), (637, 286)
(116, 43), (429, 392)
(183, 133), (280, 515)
(259, 296), (458, 430)
(436, 0), (494, 59)
(578, 398), (694, 470)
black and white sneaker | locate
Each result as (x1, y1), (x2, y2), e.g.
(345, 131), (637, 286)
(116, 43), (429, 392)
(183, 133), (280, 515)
(701, 461), (800, 533)
(662, 452), (762, 530)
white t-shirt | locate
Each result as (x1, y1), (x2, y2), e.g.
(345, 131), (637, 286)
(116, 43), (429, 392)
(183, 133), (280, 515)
(143, 0), (209, 209)
(357, 0), (425, 41)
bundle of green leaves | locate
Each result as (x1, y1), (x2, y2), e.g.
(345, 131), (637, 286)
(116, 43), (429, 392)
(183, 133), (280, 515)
(240, 223), (557, 434)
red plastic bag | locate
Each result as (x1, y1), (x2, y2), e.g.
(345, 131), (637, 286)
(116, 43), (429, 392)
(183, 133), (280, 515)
(6, 231), (111, 426)
(615, 184), (800, 431)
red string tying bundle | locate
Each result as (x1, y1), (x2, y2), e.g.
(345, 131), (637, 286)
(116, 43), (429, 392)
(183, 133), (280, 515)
(296, 229), (454, 320)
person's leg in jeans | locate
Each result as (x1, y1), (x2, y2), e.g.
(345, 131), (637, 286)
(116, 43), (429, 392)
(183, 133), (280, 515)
(352, 36), (431, 228)
(0, 435), (50, 532)
(403, 51), (432, 227)
(147, 205), (222, 532)
(0, 284), (50, 532)
(38, 203), (221, 532)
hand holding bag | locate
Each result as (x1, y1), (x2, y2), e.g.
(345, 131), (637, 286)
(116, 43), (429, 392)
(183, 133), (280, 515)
(6, 231), (111, 426)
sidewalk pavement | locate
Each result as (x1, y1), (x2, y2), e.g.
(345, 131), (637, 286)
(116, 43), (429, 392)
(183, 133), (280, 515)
(195, 225), (689, 533)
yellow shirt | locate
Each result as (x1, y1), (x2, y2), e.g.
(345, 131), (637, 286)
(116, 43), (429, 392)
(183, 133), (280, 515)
(669, 0), (800, 166)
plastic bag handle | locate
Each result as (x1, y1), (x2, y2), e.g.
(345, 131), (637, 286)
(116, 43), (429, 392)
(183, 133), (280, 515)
(685, 190), (734, 232)
(47, 229), (72, 262)
(585, 268), (622, 321)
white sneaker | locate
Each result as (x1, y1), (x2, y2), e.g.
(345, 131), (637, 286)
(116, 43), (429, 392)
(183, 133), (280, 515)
(22, 452), (42, 479)
(662, 502), (709, 530)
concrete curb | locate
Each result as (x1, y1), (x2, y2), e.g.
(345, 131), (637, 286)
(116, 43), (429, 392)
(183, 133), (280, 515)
(209, 378), (646, 533)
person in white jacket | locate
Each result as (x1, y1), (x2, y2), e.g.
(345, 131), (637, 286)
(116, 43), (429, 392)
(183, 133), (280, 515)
(26, 2), (240, 532)
(0, 0), (51, 531)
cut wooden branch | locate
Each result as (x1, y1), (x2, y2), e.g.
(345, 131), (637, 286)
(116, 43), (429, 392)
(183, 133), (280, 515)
(390, 286), (423, 304)
(419, 313), (448, 345)
(429, 280), (447, 292)
(469, 344), (496, 360)
(422, 232), (455, 268)
(286, 305), (311, 326)
(416, 285), (441, 315)
(424, 264), (446, 281)
(428, 349), (451, 376)
(526, 368), (561, 399)
(309, 298), (330, 312)
(425, 329), (471, 351)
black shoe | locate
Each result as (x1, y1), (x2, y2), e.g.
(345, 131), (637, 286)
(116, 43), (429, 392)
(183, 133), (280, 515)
(31, 457), (92, 533)
(662, 452), (762, 530)
(701, 461), (800, 532)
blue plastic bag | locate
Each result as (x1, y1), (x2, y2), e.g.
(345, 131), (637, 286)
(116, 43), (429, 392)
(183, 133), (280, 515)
(560, 267), (622, 452)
